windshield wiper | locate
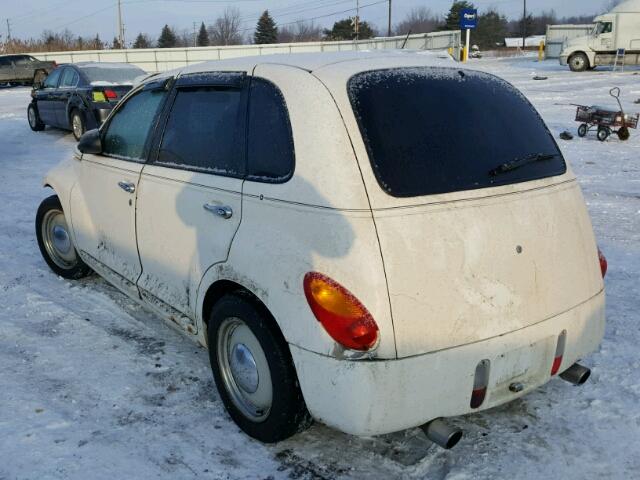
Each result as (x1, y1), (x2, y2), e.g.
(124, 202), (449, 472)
(489, 153), (559, 177)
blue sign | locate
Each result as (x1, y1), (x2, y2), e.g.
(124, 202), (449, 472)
(460, 9), (478, 29)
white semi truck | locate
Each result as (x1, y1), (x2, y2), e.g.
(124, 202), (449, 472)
(560, 0), (640, 71)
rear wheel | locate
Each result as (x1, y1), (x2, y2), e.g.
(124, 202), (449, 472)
(70, 109), (86, 141)
(569, 52), (589, 72)
(208, 293), (311, 443)
(597, 126), (610, 142)
(28, 104), (45, 131)
(577, 124), (588, 137)
(36, 195), (91, 279)
(617, 126), (630, 141)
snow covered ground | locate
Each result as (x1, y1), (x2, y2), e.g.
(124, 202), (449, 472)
(0, 56), (639, 480)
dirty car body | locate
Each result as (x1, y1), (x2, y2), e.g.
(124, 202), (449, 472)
(37, 51), (606, 444)
(0, 54), (55, 84)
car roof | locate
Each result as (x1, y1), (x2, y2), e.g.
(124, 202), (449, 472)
(150, 50), (460, 81)
(73, 62), (144, 70)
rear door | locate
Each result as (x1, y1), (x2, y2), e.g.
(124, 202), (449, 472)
(37, 68), (62, 125)
(55, 67), (79, 127)
(340, 66), (603, 357)
(135, 72), (247, 329)
(70, 83), (168, 297)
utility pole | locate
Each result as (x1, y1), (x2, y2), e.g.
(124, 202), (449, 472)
(355, 0), (360, 40)
(387, 0), (392, 37)
(117, 0), (124, 48)
(193, 22), (197, 47)
(6, 19), (11, 41)
(522, 0), (526, 50)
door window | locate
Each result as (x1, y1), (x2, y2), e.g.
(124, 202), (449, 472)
(43, 68), (61, 88)
(246, 78), (294, 183)
(157, 86), (245, 176)
(0, 57), (11, 67)
(60, 68), (79, 88)
(13, 55), (32, 65)
(102, 89), (166, 161)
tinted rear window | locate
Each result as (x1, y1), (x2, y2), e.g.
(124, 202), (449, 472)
(348, 67), (566, 197)
(80, 64), (145, 84)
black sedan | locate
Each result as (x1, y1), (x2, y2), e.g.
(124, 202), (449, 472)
(27, 62), (146, 140)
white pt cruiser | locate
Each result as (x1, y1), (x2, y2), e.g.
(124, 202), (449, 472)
(36, 52), (607, 448)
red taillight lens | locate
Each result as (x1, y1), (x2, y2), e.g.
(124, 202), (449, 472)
(470, 359), (490, 408)
(598, 248), (607, 278)
(551, 330), (567, 376)
(303, 272), (378, 351)
(104, 89), (118, 100)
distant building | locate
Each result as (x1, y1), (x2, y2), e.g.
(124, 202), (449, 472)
(504, 35), (546, 47)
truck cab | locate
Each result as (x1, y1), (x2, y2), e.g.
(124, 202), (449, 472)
(560, 0), (640, 71)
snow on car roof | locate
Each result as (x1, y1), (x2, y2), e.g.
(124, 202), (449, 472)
(158, 50), (458, 81)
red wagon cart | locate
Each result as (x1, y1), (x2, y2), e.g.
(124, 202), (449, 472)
(575, 88), (638, 141)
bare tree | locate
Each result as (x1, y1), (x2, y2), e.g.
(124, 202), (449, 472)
(278, 20), (322, 43)
(209, 7), (243, 46)
(395, 7), (440, 35)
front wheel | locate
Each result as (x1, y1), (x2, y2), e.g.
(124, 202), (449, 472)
(28, 104), (45, 131)
(569, 52), (589, 72)
(577, 124), (588, 137)
(36, 195), (92, 279)
(617, 126), (630, 141)
(597, 127), (610, 142)
(208, 293), (311, 443)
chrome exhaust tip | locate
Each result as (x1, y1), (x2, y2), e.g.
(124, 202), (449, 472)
(559, 363), (591, 386)
(420, 418), (463, 450)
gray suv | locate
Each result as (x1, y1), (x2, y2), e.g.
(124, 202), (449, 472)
(0, 54), (56, 85)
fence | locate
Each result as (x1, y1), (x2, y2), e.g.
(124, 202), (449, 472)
(545, 24), (594, 58)
(32, 31), (461, 73)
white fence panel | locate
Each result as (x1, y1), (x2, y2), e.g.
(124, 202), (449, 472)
(32, 32), (461, 73)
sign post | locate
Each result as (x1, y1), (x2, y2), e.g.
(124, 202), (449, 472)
(459, 9), (478, 62)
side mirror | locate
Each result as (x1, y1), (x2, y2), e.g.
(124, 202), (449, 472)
(78, 129), (102, 154)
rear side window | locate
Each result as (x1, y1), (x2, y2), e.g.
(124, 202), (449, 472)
(60, 68), (78, 87)
(246, 78), (294, 182)
(103, 89), (166, 161)
(0, 57), (11, 66)
(348, 68), (566, 197)
(157, 87), (244, 176)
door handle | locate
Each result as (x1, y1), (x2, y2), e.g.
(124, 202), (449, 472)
(203, 203), (233, 219)
(118, 181), (136, 194)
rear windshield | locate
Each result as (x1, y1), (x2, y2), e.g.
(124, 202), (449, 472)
(80, 64), (145, 85)
(348, 67), (566, 197)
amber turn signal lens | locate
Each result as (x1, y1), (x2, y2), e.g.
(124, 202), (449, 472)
(303, 272), (379, 351)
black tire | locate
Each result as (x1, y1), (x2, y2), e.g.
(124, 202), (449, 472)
(597, 127), (610, 142)
(617, 126), (630, 141)
(577, 124), (588, 137)
(70, 109), (86, 141)
(35, 195), (92, 279)
(28, 103), (45, 132)
(207, 293), (311, 443)
(569, 52), (589, 72)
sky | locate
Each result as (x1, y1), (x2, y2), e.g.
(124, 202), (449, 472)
(2, 0), (611, 44)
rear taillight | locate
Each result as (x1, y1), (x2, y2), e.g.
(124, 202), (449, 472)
(303, 272), (378, 351)
(104, 89), (118, 100)
(598, 247), (607, 278)
(550, 330), (567, 376)
(470, 359), (490, 408)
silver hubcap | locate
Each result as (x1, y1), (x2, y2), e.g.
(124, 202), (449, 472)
(72, 115), (83, 138)
(217, 317), (272, 422)
(572, 56), (585, 69)
(28, 108), (36, 127)
(42, 209), (77, 269)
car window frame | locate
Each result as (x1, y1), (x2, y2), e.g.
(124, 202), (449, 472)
(59, 67), (79, 89)
(244, 76), (295, 185)
(43, 68), (62, 89)
(98, 79), (172, 163)
(148, 71), (249, 180)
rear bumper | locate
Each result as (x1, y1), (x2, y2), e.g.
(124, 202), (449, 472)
(291, 290), (605, 436)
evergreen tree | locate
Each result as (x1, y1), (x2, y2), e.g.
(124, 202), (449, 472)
(93, 34), (103, 50)
(254, 10), (278, 44)
(323, 18), (374, 40)
(112, 37), (123, 49)
(157, 24), (177, 48)
(133, 33), (151, 49)
(197, 21), (209, 46)
(442, 1), (475, 31)
(474, 9), (508, 48)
